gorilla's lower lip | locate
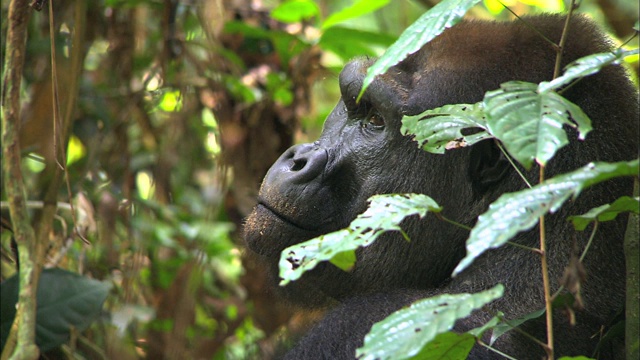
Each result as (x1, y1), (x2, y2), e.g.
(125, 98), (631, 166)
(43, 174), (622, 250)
(256, 202), (319, 232)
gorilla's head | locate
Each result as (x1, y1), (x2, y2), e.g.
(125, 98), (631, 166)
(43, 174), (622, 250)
(243, 16), (638, 306)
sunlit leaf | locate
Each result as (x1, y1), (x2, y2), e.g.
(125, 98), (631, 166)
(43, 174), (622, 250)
(158, 89), (183, 112)
(322, 0), (391, 29)
(358, 0), (481, 101)
(356, 285), (504, 360)
(66, 135), (87, 165)
(484, 81), (591, 169)
(1, 268), (111, 352)
(482, 0), (507, 15)
(24, 153), (46, 173)
(401, 103), (491, 153)
(453, 160), (639, 275)
(539, 49), (639, 93)
(279, 194), (442, 285)
(519, 0), (564, 12)
(271, 0), (319, 23)
(136, 171), (156, 200)
(568, 196), (640, 231)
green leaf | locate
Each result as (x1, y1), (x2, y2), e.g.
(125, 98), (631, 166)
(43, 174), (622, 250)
(319, 26), (396, 60)
(408, 332), (475, 359)
(322, 0), (391, 29)
(356, 285), (504, 360)
(539, 49), (640, 93)
(223, 21), (308, 67)
(329, 249), (357, 271)
(358, 0), (481, 101)
(401, 103), (491, 153)
(467, 315), (501, 338)
(278, 194), (442, 285)
(223, 21), (271, 39)
(1, 268), (111, 352)
(484, 81), (592, 169)
(453, 159), (639, 275)
(271, 0), (319, 23)
(568, 196), (640, 231)
(490, 308), (545, 345)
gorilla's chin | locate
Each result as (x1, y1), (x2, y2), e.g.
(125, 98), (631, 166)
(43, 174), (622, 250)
(243, 204), (322, 258)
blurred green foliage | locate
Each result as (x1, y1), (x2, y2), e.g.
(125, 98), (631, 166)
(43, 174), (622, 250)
(0, 0), (636, 358)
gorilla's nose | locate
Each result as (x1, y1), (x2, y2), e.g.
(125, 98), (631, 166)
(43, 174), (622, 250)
(268, 143), (328, 185)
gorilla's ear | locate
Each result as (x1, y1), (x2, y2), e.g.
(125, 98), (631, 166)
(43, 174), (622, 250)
(468, 139), (511, 194)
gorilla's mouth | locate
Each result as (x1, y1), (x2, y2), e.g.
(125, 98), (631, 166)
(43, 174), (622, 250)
(256, 201), (319, 232)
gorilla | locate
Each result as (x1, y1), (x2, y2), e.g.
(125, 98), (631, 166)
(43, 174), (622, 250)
(243, 14), (639, 359)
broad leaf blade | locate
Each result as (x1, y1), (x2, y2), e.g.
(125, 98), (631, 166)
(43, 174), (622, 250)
(408, 332), (475, 359)
(271, 0), (319, 23)
(568, 196), (640, 231)
(279, 194), (442, 285)
(322, 0), (391, 30)
(539, 49), (640, 93)
(356, 285), (504, 360)
(1, 268), (111, 352)
(401, 103), (491, 153)
(319, 27), (396, 60)
(484, 81), (592, 169)
(453, 160), (639, 275)
(490, 308), (545, 345)
(358, 0), (481, 101)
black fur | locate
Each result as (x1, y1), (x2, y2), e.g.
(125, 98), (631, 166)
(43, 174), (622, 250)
(244, 15), (639, 359)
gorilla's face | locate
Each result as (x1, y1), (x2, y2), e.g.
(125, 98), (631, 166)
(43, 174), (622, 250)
(243, 55), (477, 302)
(246, 59), (411, 257)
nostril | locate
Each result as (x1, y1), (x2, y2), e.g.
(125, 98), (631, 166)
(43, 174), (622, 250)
(291, 158), (307, 171)
(266, 143), (328, 185)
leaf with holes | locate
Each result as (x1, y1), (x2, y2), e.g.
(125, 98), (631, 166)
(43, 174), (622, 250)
(401, 103), (491, 153)
(356, 285), (503, 360)
(484, 81), (592, 169)
(453, 159), (639, 275)
(358, 0), (481, 101)
(278, 194), (442, 285)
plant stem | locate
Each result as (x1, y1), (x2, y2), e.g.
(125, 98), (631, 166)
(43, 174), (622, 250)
(553, 0), (578, 79)
(540, 2), (578, 356)
(496, 141), (532, 188)
(479, 341), (519, 360)
(625, 177), (639, 360)
(1, 0), (39, 359)
(538, 165), (554, 360)
(435, 213), (472, 231)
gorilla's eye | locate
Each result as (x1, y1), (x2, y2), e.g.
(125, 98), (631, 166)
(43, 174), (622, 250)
(362, 110), (385, 130)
